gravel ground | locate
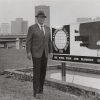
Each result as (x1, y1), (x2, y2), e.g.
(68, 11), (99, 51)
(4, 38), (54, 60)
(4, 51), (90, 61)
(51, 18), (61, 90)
(0, 75), (70, 100)
(0, 48), (98, 100)
(0, 48), (72, 100)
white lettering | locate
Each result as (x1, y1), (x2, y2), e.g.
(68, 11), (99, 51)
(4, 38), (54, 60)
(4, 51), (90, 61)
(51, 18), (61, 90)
(74, 58), (79, 60)
(66, 57), (71, 60)
(81, 58), (93, 62)
(59, 57), (65, 60)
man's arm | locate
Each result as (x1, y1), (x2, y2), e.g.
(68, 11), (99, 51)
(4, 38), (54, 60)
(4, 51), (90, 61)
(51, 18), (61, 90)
(26, 26), (33, 60)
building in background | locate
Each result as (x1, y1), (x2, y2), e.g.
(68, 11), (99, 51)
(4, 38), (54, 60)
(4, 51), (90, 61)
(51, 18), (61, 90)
(0, 23), (10, 35)
(76, 18), (92, 23)
(76, 17), (100, 23)
(35, 5), (50, 27)
(11, 18), (28, 35)
(93, 17), (100, 21)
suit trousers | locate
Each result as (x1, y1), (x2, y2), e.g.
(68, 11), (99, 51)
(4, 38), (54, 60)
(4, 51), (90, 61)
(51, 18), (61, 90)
(32, 50), (48, 95)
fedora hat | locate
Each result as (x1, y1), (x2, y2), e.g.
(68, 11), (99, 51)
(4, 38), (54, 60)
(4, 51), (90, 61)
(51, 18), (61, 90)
(35, 10), (47, 18)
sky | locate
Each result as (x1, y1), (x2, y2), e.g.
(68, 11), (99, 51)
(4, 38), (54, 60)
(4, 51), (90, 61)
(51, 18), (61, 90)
(0, 0), (100, 27)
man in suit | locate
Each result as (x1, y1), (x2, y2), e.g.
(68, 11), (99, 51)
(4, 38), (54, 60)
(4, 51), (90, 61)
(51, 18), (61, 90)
(26, 10), (52, 99)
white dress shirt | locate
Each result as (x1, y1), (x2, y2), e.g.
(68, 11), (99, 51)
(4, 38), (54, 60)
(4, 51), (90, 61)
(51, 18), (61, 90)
(37, 23), (45, 35)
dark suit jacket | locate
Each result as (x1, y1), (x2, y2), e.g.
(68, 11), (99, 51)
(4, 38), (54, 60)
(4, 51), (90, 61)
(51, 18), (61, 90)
(26, 23), (52, 58)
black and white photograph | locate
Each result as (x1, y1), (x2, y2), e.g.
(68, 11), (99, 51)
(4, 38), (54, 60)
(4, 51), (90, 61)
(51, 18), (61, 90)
(0, 0), (100, 100)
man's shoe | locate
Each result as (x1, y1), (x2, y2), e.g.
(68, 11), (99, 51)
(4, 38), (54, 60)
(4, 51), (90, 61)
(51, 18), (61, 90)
(33, 91), (36, 97)
(36, 93), (43, 99)
(33, 97), (40, 100)
(38, 90), (43, 94)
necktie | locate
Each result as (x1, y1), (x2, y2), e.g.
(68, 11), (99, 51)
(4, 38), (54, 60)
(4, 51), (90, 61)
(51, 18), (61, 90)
(41, 25), (45, 35)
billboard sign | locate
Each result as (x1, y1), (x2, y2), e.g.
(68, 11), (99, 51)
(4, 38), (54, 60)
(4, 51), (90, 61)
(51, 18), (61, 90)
(52, 21), (100, 64)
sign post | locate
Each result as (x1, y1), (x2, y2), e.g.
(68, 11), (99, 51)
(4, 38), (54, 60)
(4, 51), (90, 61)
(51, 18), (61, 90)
(61, 62), (66, 81)
(52, 25), (70, 81)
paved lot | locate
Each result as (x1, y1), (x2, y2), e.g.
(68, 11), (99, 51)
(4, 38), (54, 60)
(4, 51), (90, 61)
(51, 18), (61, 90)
(0, 75), (72, 100)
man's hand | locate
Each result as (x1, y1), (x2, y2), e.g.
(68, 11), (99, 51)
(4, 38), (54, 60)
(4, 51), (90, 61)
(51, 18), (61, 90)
(49, 53), (53, 59)
(27, 52), (32, 60)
